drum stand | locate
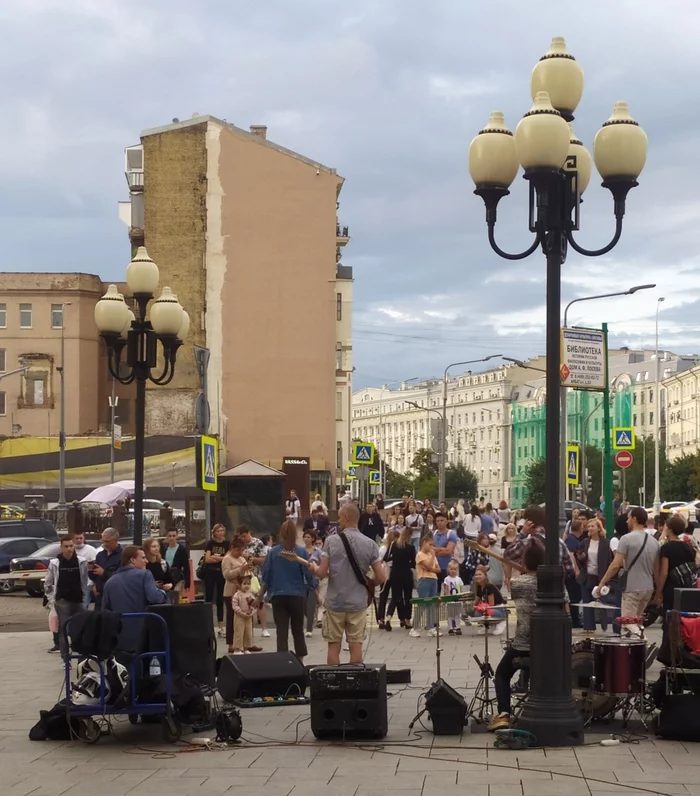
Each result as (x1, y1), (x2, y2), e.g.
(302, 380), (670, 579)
(468, 618), (500, 725)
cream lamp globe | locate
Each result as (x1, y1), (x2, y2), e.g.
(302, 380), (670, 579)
(593, 102), (647, 181)
(120, 309), (135, 341)
(531, 37), (584, 119)
(514, 91), (570, 171)
(126, 247), (160, 297)
(94, 284), (129, 334)
(150, 287), (184, 336)
(567, 125), (592, 195)
(177, 309), (190, 342)
(468, 112), (519, 188)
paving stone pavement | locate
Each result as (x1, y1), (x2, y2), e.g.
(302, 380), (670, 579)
(0, 618), (697, 796)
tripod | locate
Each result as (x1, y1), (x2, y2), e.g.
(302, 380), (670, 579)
(468, 617), (501, 723)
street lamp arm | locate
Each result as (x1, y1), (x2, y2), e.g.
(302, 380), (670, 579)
(487, 224), (541, 261)
(566, 216), (623, 258)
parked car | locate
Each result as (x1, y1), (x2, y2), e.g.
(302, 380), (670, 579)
(539, 501), (593, 520)
(6, 539), (102, 597)
(0, 538), (54, 593)
(0, 505), (25, 519)
(0, 518), (58, 541)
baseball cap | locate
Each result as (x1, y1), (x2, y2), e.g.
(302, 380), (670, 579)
(488, 533), (498, 543)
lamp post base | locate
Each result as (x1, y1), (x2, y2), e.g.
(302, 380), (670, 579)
(515, 565), (584, 747)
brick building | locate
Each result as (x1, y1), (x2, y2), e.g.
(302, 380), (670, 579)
(119, 114), (352, 507)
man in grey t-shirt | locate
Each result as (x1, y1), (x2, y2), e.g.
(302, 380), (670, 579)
(597, 506), (659, 629)
(310, 503), (385, 665)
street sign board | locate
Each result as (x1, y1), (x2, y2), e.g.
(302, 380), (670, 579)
(346, 464), (357, 480)
(113, 423), (122, 450)
(560, 328), (606, 390)
(566, 444), (580, 485)
(613, 427), (635, 450)
(196, 435), (218, 492)
(351, 441), (375, 466)
(615, 450), (633, 469)
(369, 470), (381, 485)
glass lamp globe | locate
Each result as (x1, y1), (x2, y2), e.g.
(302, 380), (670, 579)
(177, 309), (190, 342)
(514, 91), (571, 171)
(150, 287), (184, 336)
(126, 247), (160, 297)
(593, 102), (647, 181)
(468, 112), (519, 188)
(119, 309), (135, 341)
(531, 37), (584, 119)
(94, 284), (129, 334)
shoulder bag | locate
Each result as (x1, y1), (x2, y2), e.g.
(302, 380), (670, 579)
(619, 532), (648, 591)
(339, 532), (375, 607)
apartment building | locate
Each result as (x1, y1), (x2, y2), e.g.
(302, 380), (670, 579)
(118, 114), (351, 505)
(0, 273), (136, 440)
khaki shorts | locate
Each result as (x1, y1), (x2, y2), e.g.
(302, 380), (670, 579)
(323, 608), (367, 644)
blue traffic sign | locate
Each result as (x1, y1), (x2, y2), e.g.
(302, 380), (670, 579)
(613, 427), (635, 450)
(351, 441), (375, 466)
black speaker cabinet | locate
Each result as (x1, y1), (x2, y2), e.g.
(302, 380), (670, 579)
(657, 693), (700, 741)
(309, 664), (388, 739)
(425, 679), (468, 735)
(674, 588), (700, 612)
(146, 602), (216, 687)
(217, 652), (307, 702)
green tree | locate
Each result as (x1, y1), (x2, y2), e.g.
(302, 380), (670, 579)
(583, 445), (602, 507)
(523, 457), (546, 505)
(411, 448), (439, 480)
(413, 474), (439, 501)
(662, 452), (700, 501)
(445, 463), (478, 502)
(385, 465), (414, 498)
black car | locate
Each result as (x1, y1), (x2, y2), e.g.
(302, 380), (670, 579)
(0, 537), (54, 593)
(10, 539), (107, 597)
(0, 518), (58, 541)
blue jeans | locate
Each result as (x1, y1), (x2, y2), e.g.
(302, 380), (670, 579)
(417, 578), (438, 629)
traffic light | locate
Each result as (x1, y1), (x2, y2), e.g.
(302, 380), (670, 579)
(585, 469), (592, 492)
(612, 470), (622, 490)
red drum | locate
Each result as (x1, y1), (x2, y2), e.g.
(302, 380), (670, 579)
(593, 638), (646, 697)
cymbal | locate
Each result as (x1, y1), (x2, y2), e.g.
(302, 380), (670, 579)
(570, 602), (620, 610)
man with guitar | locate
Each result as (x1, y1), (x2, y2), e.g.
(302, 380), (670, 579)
(308, 503), (386, 665)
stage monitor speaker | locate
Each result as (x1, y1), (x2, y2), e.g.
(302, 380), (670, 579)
(217, 652), (307, 702)
(147, 602), (216, 687)
(674, 588), (700, 612)
(309, 664), (388, 739)
(424, 679), (468, 735)
(657, 693), (700, 741)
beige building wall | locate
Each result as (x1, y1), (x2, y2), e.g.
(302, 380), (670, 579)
(335, 266), (353, 478)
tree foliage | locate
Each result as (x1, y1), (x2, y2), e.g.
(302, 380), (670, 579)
(411, 448), (439, 480)
(523, 458), (546, 505)
(445, 463), (479, 502)
(662, 452), (700, 502)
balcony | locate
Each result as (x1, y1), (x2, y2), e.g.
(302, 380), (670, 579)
(336, 223), (350, 246)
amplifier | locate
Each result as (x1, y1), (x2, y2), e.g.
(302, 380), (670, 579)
(309, 664), (386, 698)
(673, 588), (700, 612)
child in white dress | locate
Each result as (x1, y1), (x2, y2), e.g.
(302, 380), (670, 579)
(442, 559), (465, 635)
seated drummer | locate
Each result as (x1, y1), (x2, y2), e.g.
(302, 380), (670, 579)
(464, 566), (507, 636)
(489, 542), (545, 732)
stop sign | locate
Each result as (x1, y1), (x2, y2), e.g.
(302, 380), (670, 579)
(615, 450), (633, 469)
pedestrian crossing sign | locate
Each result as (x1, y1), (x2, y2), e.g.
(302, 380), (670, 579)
(370, 470), (381, 485)
(346, 464), (357, 480)
(613, 427), (635, 450)
(566, 444), (580, 485)
(352, 441), (375, 466)
(199, 435), (218, 492)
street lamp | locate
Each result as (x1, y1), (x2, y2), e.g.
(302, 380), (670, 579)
(468, 36), (647, 747)
(561, 285), (655, 531)
(379, 377), (419, 493)
(440, 355), (503, 503)
(57, 303), (72, 506)
(405, 402), (442, 479)
(503, 357), (546, 373)
(653, 297), (665, 514)
(94, 247), (190, 545)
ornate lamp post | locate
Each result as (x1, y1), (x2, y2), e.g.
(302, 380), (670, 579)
(468, 37), (647, 746)
(94, 247), (190, 545)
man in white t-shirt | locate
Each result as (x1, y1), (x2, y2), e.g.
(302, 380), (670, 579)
(285, 490), (302, 522)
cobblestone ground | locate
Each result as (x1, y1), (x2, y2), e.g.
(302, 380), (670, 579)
(0, 591), (47, 632)
(0, 610), (698, 796)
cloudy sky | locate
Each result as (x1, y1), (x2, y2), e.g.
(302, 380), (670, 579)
(3, 0), (700, 388)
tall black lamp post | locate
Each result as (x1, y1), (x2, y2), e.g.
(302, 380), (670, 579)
(94, 247), (190, 545)
(468, 37), (647, 746)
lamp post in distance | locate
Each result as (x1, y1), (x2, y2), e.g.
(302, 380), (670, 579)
(94, 247), (190, 545)
(440, 355), (503, 503)
(502, 357), (546, 373)
(379, 377), (419, 493)
(468, 36), (647, 745)
(57, 303), (72, 507)
(653, 297), (665, 515)
(404, 401), (443, 490)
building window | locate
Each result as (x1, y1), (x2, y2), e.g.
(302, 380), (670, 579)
(0, 391), (5, 415)
(20, 303), (32, 329)
(649, 389), (654, 403)
(336, 343), (343, 371)
(336, 293), (342, 321)
(336, 391), (343, 420)
(336, 441), (343, 469)
(650, 411), (654, 425)
(0, 349), (5, 373)
(633, 393), (637, 405)
(0, 303), (5, 328)
(51, 304), (63, 328)
(594, 419), (599, 431)
(633, 413), (637, 426)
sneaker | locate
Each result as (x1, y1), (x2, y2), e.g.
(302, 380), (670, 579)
(261, 629), (271, 638)
(47, 645), (60, 654)
(305, 631), (313, 638)
(455, 628), (462, 636)
(489, 621), (507, 636)
(377, 621), (386, 630)
(385, 620), (392, 632)
(477, 627), (487, 635)
(244, 650), (251, 654)
(233, 650), (244, 655)
(448, 629), (455, 636)
(487, 712), (510, 732)
(246, 645), (263, 653)
(409, 629), (421, 638)
(428, 628), (441, 637)
(217, 628), (225, 638)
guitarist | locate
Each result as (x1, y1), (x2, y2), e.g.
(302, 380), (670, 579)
(309, 503), (386, 665)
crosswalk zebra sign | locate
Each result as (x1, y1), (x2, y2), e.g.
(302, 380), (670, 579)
(198, 435), (218, 492)
(566, 444), (580, 485)
(613, 427), (635, 450)
(352, 442), (375, 466)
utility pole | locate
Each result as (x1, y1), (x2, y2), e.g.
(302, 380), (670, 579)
(653, 297), (665, 515)
(602, 323), (614, 532)
(57, 303), (71, 505)
(109, 379), (118, 483)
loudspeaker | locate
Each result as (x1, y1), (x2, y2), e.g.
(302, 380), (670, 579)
(657, 693), (700, 741)
(309, 664), (388, 739)
(425, 679), (468, 735)
(217, 652), (307, 702)
(674, 588), (700, 612)
(146, 603), (216, 687)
